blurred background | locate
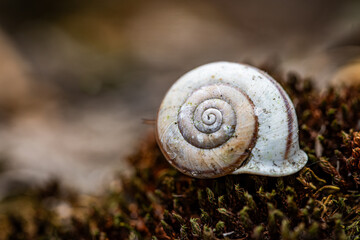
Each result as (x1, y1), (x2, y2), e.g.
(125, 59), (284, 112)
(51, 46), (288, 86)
(0, 0), (359, 197)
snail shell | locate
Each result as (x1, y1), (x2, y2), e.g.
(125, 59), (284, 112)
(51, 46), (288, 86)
(156, 62), (308, 178)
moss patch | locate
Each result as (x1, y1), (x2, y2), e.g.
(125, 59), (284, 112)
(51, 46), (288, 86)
(1, 67), (360, 239)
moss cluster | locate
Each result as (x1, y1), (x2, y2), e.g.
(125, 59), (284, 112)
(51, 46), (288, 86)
(0, 68), (360, 239)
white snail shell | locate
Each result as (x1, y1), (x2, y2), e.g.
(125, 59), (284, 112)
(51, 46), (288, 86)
(156, 62), (308, 178)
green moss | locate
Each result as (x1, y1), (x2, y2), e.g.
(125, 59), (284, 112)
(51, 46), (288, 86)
(1, 67), (360, 239)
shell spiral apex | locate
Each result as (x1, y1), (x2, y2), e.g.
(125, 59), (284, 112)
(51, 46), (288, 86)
(156, 62), (308, 178)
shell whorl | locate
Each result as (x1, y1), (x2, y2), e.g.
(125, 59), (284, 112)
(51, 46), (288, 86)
(156, 62), (308, 178)
(178, 84), (253, 149)
(157, 84), (258, 178)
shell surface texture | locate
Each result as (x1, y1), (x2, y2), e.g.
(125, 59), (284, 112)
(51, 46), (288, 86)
(156, 62), (308, 178)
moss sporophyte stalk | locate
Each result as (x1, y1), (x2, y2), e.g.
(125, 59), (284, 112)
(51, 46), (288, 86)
(1, 64), (360, 239)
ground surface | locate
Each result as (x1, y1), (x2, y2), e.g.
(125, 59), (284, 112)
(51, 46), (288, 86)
(0, 68), (359, 239)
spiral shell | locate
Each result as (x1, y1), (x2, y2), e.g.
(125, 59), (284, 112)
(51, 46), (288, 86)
(156, 62), (308, 178)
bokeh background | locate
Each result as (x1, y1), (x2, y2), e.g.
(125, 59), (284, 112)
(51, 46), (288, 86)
(0, 0), (359, 197)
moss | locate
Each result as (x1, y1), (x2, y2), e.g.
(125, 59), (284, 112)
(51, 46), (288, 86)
(1, 67), (360, 239)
